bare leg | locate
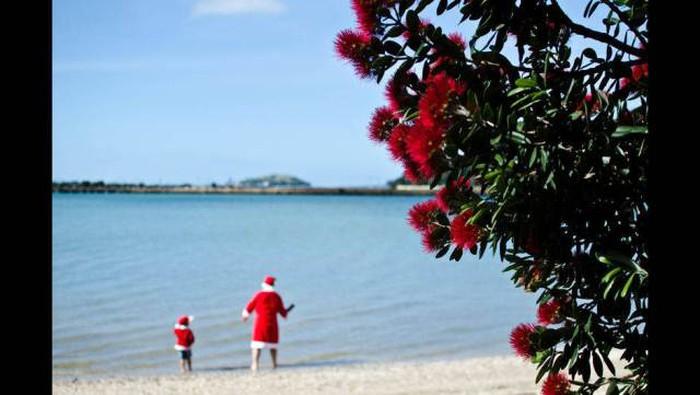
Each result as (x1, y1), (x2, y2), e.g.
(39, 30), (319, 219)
(251, 348), (261, 371)
(179, 359), (186, 373)
(270, 348), (278, 369)
(186, 358), (192, 372)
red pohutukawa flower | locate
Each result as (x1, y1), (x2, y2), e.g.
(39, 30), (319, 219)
(450, 209), (480, 250)
(537, 299), (563, 326)
(524, 232), (542, 255)
(408, 199), (442, 233)
(351, 0), (380, 35)
(402, 159), (423, 183)
(541, 373), (571, 395)
(368, 106), (398, 142)
(447, 32), (466, 50)
(385, 73), (416, 111)
(421, 228), (448, 252)
(436, 176), (471, 213)
(577, 92), (602, 112)
(334, 29), (373, 78)
(631, 63), (648, 81)
(520, 261), (545, 292)
(387, 124), (424, 183)
(431, 32), (466, 68)
(388, 124), (411, 161)
(510, 323), (536, 359)
(619, 77), (630, 90)
(403, 18), (431, 40)
(406, 122), (446, 179)
(351, 1), (398, 35)
(418, 72), (467, 130)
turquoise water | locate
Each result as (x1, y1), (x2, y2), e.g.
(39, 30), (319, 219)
(52, 193), (537, 379)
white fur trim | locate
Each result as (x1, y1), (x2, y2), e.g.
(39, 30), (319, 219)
(261, 283), (275, 292)
(174, 324), (189, 330)
(188, 315), (194, 323)
(174, 345), (190, 351)
(242, 309), (250, 318)
(250, 341), (277, 349)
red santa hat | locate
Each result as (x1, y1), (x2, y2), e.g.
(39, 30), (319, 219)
(263, 276), (276, 286)
(177, 315), (194, 326)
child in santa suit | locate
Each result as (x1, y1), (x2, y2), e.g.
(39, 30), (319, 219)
(173, 315), (195, 373)
(241, 276), (292, 370)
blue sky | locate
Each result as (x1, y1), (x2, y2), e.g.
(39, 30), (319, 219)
(53, 0), (604, 187)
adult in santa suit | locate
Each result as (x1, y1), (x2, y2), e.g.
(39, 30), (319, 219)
(241, 275), (291, 370)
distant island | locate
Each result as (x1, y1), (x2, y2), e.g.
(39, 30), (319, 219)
(238, 174), (311, 189)
(52, 174), (434, 196)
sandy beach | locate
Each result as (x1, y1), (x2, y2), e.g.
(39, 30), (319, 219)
(53, 355), (550, 395)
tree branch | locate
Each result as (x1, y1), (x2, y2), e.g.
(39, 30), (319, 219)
(599, 0), (647, 47)
(550, 0), (645, 58)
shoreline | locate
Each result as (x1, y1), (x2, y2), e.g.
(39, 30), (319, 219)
(52, 186), (436, 196)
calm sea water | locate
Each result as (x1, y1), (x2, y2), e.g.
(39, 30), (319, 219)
(53, 193), (536, 380)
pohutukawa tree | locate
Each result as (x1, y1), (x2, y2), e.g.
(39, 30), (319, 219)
(336, 1), (648, 394)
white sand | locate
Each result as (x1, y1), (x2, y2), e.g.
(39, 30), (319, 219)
(54, 353), (630, 395)
(54, 355), (542, 395)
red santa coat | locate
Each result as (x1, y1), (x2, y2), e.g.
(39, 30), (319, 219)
(173, 325), (195, 351)
(243, 288), (287, 345)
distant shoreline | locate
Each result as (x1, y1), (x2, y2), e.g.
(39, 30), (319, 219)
(52, 185), (436, 196)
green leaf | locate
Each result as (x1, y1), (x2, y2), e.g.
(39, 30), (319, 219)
(545, 171), (556, 188)
(620, 274), (636, 298)
(584, 314), (593, 333)
(603, 16), (620, 26)
(429, 172), (443, 189)
(582, 48), (598, 59)
(589, 1), (602, 17)
(601, 351), (617, 375)
(396, 58), (415, 76)
(517, 99), (544, 112)
(528, 148), (538, 168)
(612, 126), (647, 137)
(602, 267), (622, 283)
(385, 25), (406, 39)
(603, 276), (618, 299)
(449, 246), (463, 261)
(406, 10), (419, 31)
(568, 344), (580, 369)
(535, 358), (552, 383)
(399, 0), (415, 15)
(437, 0), (448, 15)
(415, 0), (433, 14)
(435, 245), (450, 259)
(384, 40), (403, 55)
(539, 148), (548, 172)
(569, 111), (583, 120)
(372, 56), (394, 69)
(507, 87), (530, 97)
(606, 382), (620, 395)
(506, 131), (529, 145)
(494, 153), (504, 165)
(515, 78), (537, 88)
(581, 352), (591, 382)
(592, 351), (603, 378)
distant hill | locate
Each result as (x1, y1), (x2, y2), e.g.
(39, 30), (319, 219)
(238, 174), (311, 189)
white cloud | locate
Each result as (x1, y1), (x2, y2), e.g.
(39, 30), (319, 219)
(192, 0), (285, 16)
